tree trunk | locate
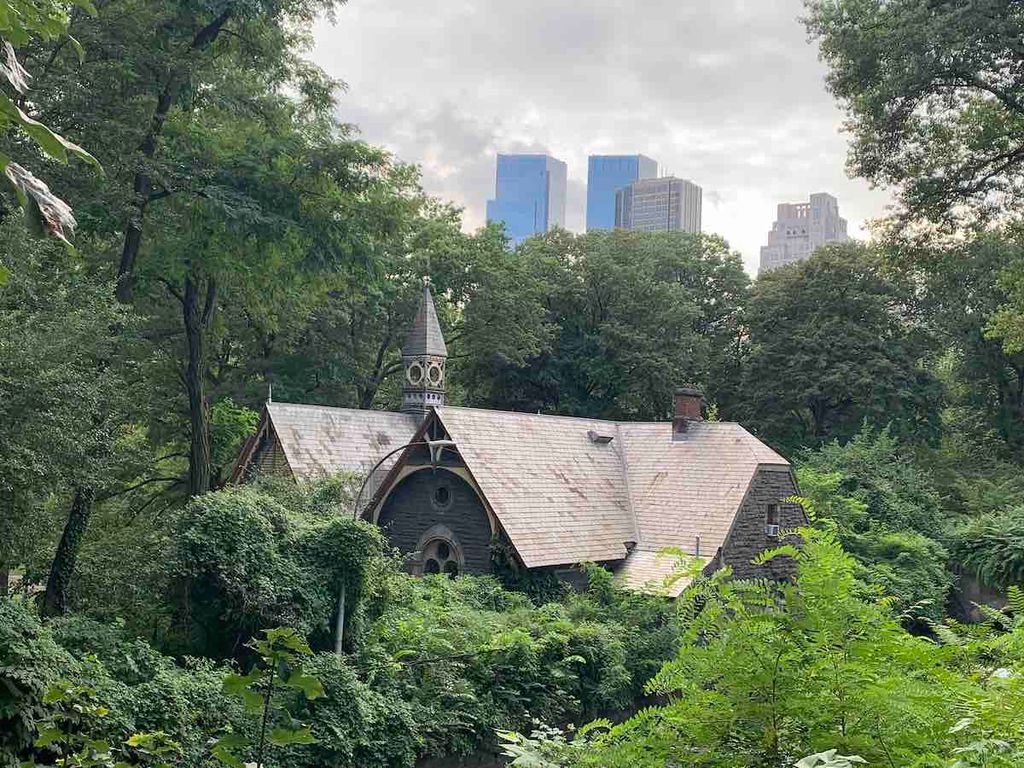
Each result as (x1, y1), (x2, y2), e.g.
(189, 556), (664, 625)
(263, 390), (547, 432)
(0, 568), (8, 599)
(115, 8), (232, 302)
(41, 486), (94, 617)
(184, 274), (215, 495)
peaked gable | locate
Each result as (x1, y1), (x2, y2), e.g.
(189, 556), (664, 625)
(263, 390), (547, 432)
(432, 407), (637, 568)
(234, 402), (419, 482)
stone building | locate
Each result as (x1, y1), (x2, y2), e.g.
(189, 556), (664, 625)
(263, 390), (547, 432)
(232, 283), (804, 594)
(759, 192), (850, 273)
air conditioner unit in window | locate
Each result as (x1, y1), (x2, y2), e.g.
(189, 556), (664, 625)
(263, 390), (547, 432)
(765, 524), (780, 537)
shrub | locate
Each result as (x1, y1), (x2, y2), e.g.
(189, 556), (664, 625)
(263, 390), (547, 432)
(953, 506), (1024, 589)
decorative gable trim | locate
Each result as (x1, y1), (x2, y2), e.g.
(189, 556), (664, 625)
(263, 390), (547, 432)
(229, 408), (295, 484)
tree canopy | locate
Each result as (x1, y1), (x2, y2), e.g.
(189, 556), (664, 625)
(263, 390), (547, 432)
(806, 0), (1024, 225)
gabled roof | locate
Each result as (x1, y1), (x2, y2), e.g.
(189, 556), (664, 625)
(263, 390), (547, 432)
(618, 421), (787, 558)
(402, 283), (447, 358)
(232, 400), (792, 582)
(433, 407), (637, 568)
(428, 408), (789, 571)
(614, 550), (708, 598)
(262, 402), (418, 480)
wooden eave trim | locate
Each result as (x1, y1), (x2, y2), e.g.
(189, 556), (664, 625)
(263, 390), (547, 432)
(229, 407), (270, 484)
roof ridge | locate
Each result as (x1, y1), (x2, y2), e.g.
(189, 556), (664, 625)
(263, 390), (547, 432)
(268, 401), (414, 417)
(439, 405), (620, 426)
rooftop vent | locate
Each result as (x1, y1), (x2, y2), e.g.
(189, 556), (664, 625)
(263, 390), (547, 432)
(587, 430), (614, 445)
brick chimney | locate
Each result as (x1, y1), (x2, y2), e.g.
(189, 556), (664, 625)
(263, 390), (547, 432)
(672, 386), (704, 439)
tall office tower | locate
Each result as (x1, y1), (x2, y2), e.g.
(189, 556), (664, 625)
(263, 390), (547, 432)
(614, 177), (702, 233)
(586, 154), (658, 230)
(485, 154), (567, 244)
(758, 192), (850, 273)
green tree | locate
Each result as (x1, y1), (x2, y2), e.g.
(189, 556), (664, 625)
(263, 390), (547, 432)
(741, 244), (941, 452)
(0, 222), (133, 600)
(15, 0), (346, 299)
(893, 228), (1024, 456)
(510, 531), (962, 768)
(805, 0), (1024, 225)
(470, 229), (749, 420)
(267, 216), (552, 412)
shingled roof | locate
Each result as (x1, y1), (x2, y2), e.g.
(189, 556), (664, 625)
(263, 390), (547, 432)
(403, 283), (447, 357)
(234, 401), (790, 590)
(262, 402), (418, 479)
(434, 407), (637, 568)
(428, 408), (789, 574)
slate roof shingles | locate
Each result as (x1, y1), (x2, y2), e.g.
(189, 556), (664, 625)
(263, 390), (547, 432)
(259, 402), (790, 583)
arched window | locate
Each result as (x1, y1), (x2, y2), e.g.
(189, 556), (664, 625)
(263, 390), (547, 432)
(422, 538), (461, 578)
(415, 524), (464, 578)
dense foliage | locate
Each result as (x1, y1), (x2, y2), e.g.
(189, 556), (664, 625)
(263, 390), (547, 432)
(501, 532), (1024, 768)
(0, 482), (683, 768)
(2, 0), (1024, 766)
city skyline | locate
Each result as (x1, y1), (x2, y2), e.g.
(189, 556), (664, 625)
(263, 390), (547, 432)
(310, 0), (891, 274)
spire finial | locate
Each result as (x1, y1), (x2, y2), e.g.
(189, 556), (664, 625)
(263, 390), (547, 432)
(267, 381), (273, 405)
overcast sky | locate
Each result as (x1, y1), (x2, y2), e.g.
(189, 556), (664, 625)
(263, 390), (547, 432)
(311, 0), (892, 275)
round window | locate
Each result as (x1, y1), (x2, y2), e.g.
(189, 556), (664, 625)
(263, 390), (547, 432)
(407, 362), (424, 385)
(427, 362), (443, 385)
(424, 558), (440, 574)
(432, 484), (451, 509)
(436, 541), (451, 560)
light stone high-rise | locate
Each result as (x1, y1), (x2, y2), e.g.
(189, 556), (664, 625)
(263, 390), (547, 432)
(614, 176), (702, 233)
(759, 192), (850, 273)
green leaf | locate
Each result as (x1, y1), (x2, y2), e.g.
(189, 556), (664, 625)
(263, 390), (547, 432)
(210, 733), (248, 768)
(222, 670), (260, 697)
(67, 34), (85, 63)
(285, 668), (323, 700)
(34, 726), (65, 748)
(0, 264), (9, 285)
(268, 727), (317, 746)
(0, 91), (101, 170)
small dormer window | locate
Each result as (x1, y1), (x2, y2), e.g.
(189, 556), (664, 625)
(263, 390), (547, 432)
(765, 503), (781, 537)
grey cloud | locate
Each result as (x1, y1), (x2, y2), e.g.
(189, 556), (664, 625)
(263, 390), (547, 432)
(314, 0), (891, 273)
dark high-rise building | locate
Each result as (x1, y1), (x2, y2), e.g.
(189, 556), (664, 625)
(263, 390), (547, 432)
(615, 177), (702, 233)
(485, 154), (567, 244)
(586, 155), (658, 231)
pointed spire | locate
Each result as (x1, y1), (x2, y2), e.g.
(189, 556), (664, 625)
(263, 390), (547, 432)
(402, 278), (448, 358)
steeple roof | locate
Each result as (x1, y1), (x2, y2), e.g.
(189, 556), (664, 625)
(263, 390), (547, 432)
(402, 282), (447, 357)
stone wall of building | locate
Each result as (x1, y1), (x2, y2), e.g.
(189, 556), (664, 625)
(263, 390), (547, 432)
(718, 468), (804, 580)
(377, 467), (494, 575)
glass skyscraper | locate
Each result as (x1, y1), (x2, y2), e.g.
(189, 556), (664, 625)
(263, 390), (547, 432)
(486, 154), (567, 244)
(586, 154), (658, 231)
